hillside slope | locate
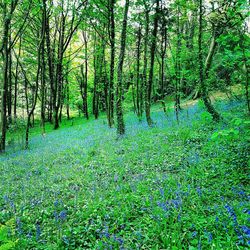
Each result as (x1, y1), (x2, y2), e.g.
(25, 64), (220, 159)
(0, 99), (249, 249)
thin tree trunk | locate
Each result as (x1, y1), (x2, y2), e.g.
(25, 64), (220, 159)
(83, 32), (89, 119)
(199, 0), (221, 122)
(14, 37), (21, 122)
(175, 3), (181, 123)
(44, 0), (55, 124)
(7, 31), (12, 125)
(146, 0), (160, 126)
(40, 5), (46, 134)
(1, 4), (11, 152)
(116, 0), (130, 135)
(108, 0), (115, 127)
(136, 26), (142, 119)
(160, 14), (167, 113)
(54, 14), (66, 129)
(142, 7), (149, 117)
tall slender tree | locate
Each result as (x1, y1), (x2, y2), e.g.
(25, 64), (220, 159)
(116, 0), (130, 135)
(145, 0), (160, 126)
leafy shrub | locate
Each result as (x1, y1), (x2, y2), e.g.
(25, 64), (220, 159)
(0, 220), (18, 250)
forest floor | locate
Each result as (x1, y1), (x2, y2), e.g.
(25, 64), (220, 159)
(0, 97), (249, 249)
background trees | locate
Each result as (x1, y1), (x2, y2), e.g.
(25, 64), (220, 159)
(0, 0), (249, 151)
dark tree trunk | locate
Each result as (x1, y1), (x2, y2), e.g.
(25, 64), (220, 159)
(40, 4), (46, 134)
(79, 64), (89, 119)
(83, 32), (89, 119)
(14, 37), (22, 122)
(142, 7), (149, 117)
(54, 14), (66, 129)
(116, 0), (130, 135)
(160, 12), (167, 113)
(44, 0), (55, 124)
(0, 3), (11, 152)
(92, 32), (99, 119)
(146, 0), (160, 126)
(7, 31), (12, 125)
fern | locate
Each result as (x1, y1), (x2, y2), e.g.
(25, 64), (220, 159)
(0, 220), (18, 250)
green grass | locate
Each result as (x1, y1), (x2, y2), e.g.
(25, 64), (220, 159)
(0, 99), (249, 249)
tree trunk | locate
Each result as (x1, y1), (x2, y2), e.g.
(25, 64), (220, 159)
(142, 7), (149, 117)
(14, 37), (22, 122)
(0, 4), (11, 152)
(83, 32), (89, 119)
(160, 14), (167, 113)
(108, 0), (115, 127)
(7, 31), (12, 125)
(146, 0), (160, 126)
(175, 3), (181, 123)
(136, 26), (142, 119)
(116, 0), (130, 135)
(40, 5), (46, 134)
(199, 0), (221, 122)
(54, 14), (66, 129)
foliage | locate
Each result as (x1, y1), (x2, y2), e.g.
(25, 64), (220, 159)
(0, 99), (249, 249)
(0, 220), (18, 250)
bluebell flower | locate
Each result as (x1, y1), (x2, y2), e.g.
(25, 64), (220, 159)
(16, 217), (22, 235)
(36, 223), (41, 241)
(197, 187), (202, 197)
(114, 174), (118, 182)
(113, 235), (124, 245)
(198, 239), (202, 250)
(157, 201), (168, 212)
(62, 235), (69, 245)
(59, 210), (67, 221)
(159, 188), (164, 198)
(208, 232), (213, 243)
(225, 204), (238, 225)
(26, 231), (32, 239)
(241, 225), (250, 238)
(192, 231), (197, 238)
(177, 213), (181, 221)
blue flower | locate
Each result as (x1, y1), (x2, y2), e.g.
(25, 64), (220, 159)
(192, 231), (197, 238)
(16, 217), (22, 235)
(59, 210), (67, 221)
(197, 187), (202, 197)
(62, 235), (69, 245)
(36, 223), (41, 241)
(225, 204), (238, 225)
(159, 188), (164, 198)
(208, 232), (213, 243)
(241, 225), (250, 238)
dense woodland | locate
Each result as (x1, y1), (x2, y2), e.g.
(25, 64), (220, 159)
(0, 0), (249, 151)
(0, 0), (250, 249)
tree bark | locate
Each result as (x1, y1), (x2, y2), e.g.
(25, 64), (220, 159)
(199, 0), (221, 122)
(136, 26), (142, 119)
(0, 3), (11, 152)
(116, 0), (130, 135)
(146, 0), (160, 126)
(108, 0), (115, 127)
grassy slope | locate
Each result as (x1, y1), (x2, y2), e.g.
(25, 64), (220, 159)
(0, 99), (249, 249)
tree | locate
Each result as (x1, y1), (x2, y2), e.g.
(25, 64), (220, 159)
(0, 0), (19, 152)
(116, 0), (130, 135)
(145, 0), (160, 126)
(198, 0), (221, 122)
